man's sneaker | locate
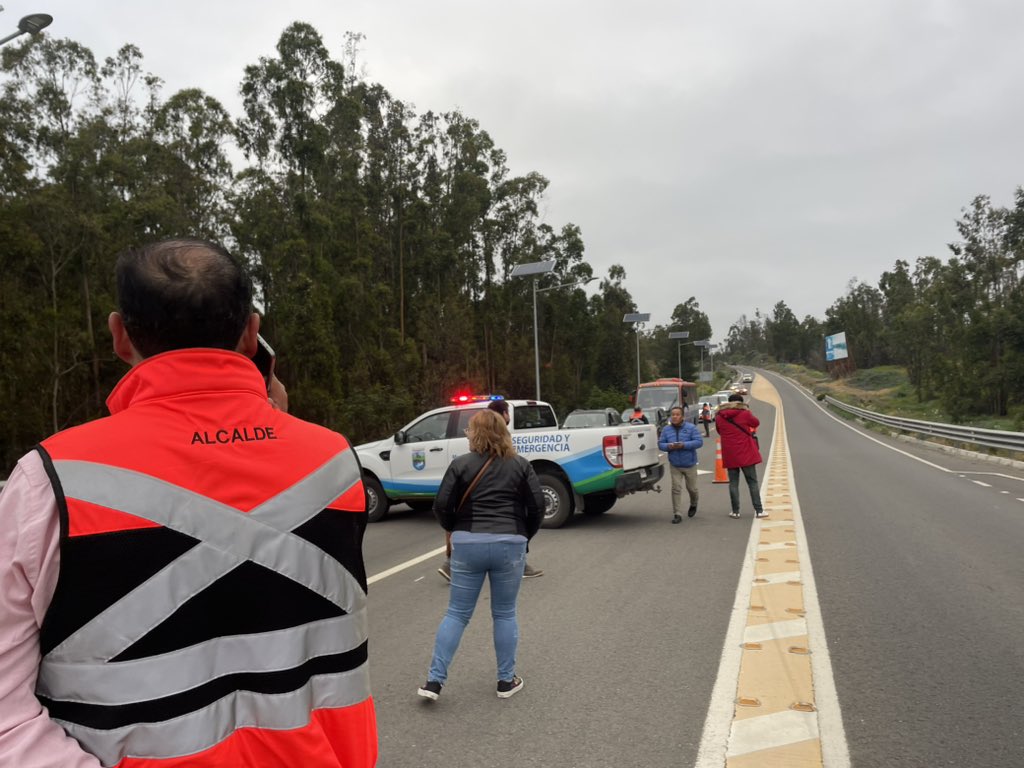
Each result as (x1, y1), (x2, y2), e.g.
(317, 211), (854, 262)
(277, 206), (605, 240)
(417, 680), (442, 701)
(671, 513), (683, 524)
(522, 563), (544, 578)
(687, 505), (697, 518)
(437, 562), (451, 582)
(755, 510), (769, 519)
(729, 511), (740, 518)
(496, 675), (524, 698)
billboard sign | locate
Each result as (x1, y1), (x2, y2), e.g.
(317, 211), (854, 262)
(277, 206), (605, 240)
(825, 332), (849, 362)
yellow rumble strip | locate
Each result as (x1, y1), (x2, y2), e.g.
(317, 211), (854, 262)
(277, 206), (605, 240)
(698, 375), (849, 768)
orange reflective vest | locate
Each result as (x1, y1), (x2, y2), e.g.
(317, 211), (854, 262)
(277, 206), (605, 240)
(35, 349), (376, 768)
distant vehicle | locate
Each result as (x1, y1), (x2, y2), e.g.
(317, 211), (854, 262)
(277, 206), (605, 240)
(701, 393), (731, 410)
(562, 408), (622, 429)
(741, 373), (754, 383)
(694, 393), (730, 423)
(623, 377), (698, 426)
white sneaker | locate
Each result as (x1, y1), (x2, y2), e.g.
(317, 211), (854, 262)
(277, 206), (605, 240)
(755, 510), (768, 519)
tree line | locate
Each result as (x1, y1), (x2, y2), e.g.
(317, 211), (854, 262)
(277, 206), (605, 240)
(0, 23), (717, 472)
(720, 190), (1024, 423)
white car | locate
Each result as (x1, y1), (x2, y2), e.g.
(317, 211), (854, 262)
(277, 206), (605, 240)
(355, 398), (664, 528)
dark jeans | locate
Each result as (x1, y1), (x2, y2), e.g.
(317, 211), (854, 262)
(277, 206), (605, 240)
(727, 465), (763, 514)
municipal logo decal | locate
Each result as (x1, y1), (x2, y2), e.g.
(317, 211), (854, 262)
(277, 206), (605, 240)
(412, 450), (426, 471)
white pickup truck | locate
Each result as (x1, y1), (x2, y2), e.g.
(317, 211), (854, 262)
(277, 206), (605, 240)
(355, 398), (664, 528)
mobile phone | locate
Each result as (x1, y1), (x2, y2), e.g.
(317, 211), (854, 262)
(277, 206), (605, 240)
(252, 334), (276, 392)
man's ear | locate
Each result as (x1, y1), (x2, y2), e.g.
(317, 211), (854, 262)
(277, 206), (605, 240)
(108, 312), (143, 366)
(236, 313), (260, 357)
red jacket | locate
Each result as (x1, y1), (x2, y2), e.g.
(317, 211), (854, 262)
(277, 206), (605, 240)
(715, 402), (762, 468)
(35, 349), (376, 768)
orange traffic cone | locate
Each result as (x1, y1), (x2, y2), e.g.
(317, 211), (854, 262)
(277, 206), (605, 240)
(713, 438), (728, 483)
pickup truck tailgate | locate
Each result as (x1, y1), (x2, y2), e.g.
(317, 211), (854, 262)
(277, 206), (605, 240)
(619, 424), (660, 471)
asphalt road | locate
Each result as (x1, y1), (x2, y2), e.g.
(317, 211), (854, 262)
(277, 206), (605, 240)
(763, 371), (1024, 768)
(362, 377), (1024, 768)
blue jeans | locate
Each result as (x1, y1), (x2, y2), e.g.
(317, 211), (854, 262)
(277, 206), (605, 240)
(428, 539), (527, 684)
(728, 465), (763, 514)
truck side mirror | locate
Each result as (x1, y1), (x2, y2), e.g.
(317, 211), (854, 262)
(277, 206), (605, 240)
(394, 430), (407, 445)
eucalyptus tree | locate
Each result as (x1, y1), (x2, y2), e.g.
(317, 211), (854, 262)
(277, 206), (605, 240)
(824, 281), (885, 369)
(764, 301), (802, 363)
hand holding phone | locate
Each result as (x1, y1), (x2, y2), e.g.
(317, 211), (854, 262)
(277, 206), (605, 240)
(251, 334), (276, 393)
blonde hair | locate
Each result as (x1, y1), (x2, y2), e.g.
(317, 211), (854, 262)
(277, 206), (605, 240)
(467, 409), (516, 458)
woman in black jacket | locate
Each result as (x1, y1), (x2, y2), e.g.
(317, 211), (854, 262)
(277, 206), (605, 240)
(418, 409), (544, 701)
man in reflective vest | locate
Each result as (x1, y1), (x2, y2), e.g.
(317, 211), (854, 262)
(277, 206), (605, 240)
(0, 239), (377, 766)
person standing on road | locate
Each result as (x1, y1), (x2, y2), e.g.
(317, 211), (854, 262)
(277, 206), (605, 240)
(419, 409), (544, 702)
(658, 405), (704, 523)
(699, 403), (713, 436)
(629, 405), (649, 424)
(0, 239), (377, 766)
(439, 399), (544, 580)
(716, 393), (766, 519)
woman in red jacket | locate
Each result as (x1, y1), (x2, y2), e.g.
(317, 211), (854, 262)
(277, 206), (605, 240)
(715, 394), (767, 519)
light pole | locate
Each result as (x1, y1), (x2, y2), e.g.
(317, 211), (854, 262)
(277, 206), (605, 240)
(623, 313), (651, 392)
(0, 12), (52, 46)
(532, 275), (596, 395)
(668, 331), (689, 378)
(692, 339), (711, 380)
(510, 260), (555, 400)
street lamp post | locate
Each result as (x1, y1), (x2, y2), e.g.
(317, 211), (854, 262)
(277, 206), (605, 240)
(693, 339), (711, 380)
(510, 260), (555, 400)
(668, 331), (689, 378)
(0, 12), (52, 46)
(623, 313), (651, 393)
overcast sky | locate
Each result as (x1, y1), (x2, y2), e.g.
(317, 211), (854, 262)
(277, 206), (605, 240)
(11, 0), (1024, 342)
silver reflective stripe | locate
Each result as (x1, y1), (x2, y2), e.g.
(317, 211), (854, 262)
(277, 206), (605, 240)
(47, 453), (364, 663)
(55, 664), (372, 767)
(48, 543), (241, 662)
(37, 610), (367, 705)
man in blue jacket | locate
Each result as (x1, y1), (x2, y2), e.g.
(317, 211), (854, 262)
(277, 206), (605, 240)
(658, 405), (704, 524)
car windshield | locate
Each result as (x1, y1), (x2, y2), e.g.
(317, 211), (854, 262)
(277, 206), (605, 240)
(635, 386), (680, 410)
(563, 412), (608, 428)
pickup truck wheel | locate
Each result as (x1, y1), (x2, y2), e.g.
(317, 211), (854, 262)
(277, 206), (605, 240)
(363, 475), (390, 523)
(538, 473), (572, 528)
(582, 493), (616, 516)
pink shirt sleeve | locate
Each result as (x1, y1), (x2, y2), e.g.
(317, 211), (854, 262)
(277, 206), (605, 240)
(0, 451), (102, 767)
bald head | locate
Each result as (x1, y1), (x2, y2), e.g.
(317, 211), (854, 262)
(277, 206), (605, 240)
(115, 238), (254, 358)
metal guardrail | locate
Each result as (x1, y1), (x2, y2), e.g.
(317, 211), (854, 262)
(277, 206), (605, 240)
(823, 396), (1024, 455)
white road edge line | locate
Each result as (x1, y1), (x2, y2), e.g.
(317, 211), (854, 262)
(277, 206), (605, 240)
(693, 476), (762, 768)
(368, 545), (446, 585)
(788, 449), (851, 767)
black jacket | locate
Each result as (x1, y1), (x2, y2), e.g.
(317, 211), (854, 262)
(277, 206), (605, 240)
(433, 451), (544, 539)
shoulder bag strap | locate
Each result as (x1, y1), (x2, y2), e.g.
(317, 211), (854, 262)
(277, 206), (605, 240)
(723, 415), (755, 441)
(458, 455), (496, 513)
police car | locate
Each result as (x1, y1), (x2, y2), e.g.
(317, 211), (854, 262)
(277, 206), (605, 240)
(355, 396), (664, 528)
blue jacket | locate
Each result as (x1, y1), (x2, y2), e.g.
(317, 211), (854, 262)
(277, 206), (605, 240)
(658, 421), (703, 468)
